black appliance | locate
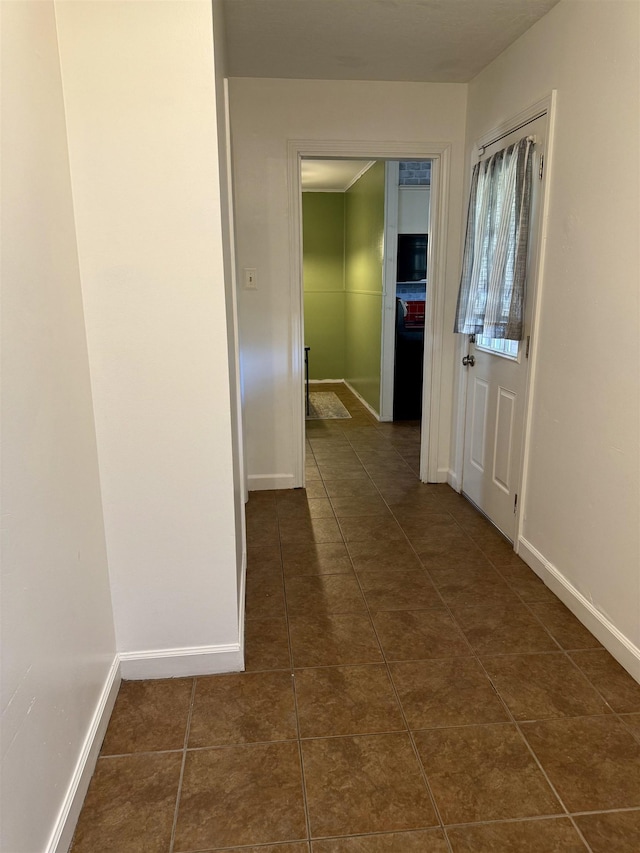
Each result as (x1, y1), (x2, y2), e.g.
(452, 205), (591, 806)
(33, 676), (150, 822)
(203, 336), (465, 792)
(396, 233), (427, 282)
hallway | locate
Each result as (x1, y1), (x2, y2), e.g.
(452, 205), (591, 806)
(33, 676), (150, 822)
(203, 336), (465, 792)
(71, 386), (640, 852)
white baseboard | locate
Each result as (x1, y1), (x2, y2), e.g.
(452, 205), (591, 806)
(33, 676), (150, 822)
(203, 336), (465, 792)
(119, 642), (243, 679)
(518, 536), (640, 683)
(248, 473), (296, 491)
(344, 380), (381, 421)
(309, 378), (345, 384)
(46, 656), (121, 853)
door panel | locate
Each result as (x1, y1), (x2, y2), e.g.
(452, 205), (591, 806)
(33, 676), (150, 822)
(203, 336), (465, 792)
(493, 387), (516, 492)
(469, 378), (488, 472)
(461, 115), (546, 541)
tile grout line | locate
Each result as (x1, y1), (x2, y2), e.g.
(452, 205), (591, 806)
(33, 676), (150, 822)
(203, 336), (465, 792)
(168, 677), (198, 853)
(277, 486), (313, 848)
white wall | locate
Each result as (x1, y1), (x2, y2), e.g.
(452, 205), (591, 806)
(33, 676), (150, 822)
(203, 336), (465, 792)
(56, 0), (243, 669)
(398, 187), (431, 234)
(0, 3), (117, 851)
(229, 78), (467, 488)
(464, 0), (640, 672)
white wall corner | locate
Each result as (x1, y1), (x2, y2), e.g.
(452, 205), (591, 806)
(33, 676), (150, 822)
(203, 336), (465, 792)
(118, 643), (244, 680)
(518, 537), (640, 683)
(46, 657), (121, 853)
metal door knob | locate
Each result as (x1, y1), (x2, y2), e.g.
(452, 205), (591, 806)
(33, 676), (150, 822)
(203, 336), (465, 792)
(462, 355), (476, 367)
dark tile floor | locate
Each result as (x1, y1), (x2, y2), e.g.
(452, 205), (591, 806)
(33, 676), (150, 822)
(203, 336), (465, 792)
(72, 384), (640, 852)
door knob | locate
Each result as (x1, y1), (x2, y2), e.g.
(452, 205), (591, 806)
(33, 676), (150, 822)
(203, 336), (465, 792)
(462, 355), (476, 367)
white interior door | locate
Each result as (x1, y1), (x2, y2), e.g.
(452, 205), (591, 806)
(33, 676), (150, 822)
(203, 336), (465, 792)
(461, 117), (546, 541)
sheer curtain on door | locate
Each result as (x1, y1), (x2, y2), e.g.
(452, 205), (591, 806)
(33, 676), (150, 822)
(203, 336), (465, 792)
(454, 136), (534, 341)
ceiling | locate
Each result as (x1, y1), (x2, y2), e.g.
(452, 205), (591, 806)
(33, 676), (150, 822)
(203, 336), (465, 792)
(222, 0), (561, 84)
(301, 159), (375, 191)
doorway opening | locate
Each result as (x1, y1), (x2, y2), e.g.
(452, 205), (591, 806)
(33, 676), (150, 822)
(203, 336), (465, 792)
(300, 158), (431, 437)
(288, 140), (451, 490)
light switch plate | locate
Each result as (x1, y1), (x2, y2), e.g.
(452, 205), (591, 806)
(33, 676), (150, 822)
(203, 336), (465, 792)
(244, 268), (257, 290)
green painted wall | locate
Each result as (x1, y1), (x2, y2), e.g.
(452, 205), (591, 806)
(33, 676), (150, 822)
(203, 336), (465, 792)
(302, 163), (385, 408)
(344, 162), (385, 413)
(302, 192), (345, 380)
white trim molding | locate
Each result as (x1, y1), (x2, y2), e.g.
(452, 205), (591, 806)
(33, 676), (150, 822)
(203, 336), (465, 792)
(46, 656), (121, 853)
(518, 537), (640, 683)
(248, 473), (296, 492)
(119, 642), (244, 680)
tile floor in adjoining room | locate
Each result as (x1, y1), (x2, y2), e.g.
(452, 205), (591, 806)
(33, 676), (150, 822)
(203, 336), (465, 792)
(72, 384), (640, 852)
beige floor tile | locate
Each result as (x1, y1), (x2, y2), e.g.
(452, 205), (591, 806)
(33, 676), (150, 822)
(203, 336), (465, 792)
(358, 568), (441, 611)
(174, 743), (307, 850)
(223, 846), (310, 853)
(189, 671), (297, 747)
(295, 664), (404, 738)
(282, 542), (354, 577)
(569, 648), (640, 712)
(311, 829), (449, 852)
(528, 600), (603, 650)
(338, 516), (406, 542)
(71, 753), (182, 853)
(289, 614), (383, 668)
(279, 516), (344, 545)
(244, 617), (291, 671)
(245, 572), (286, 619)
(390, 658), (509, 729)
(347, 539), (422, 572)
(446, 818), (586, 852)
(574, 810), (640, 853)
(330, 495), (392, 517)
(285, 574), (366, 616)
(481, 652), (611, 720)
(100, 678), (193, 755)
(372, 609), (471, 661)
(521, 715), (640, 812)
(302, 733), (437, 838)
(621, 712), (640, 741)
(451, 602), (559, 655)
(414, 724), (561, 824)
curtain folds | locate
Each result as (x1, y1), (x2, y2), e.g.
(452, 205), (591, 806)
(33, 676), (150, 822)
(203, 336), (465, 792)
(454, 136), (534, 341)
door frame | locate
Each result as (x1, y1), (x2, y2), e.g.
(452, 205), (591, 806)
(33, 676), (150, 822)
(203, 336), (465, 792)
(287, 139), (452, 487)
(451, 92), (557, 547)
(380, 161), (400, 422)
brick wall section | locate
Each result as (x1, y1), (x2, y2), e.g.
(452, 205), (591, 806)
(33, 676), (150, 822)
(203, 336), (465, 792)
(399, 160), (431, 185)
